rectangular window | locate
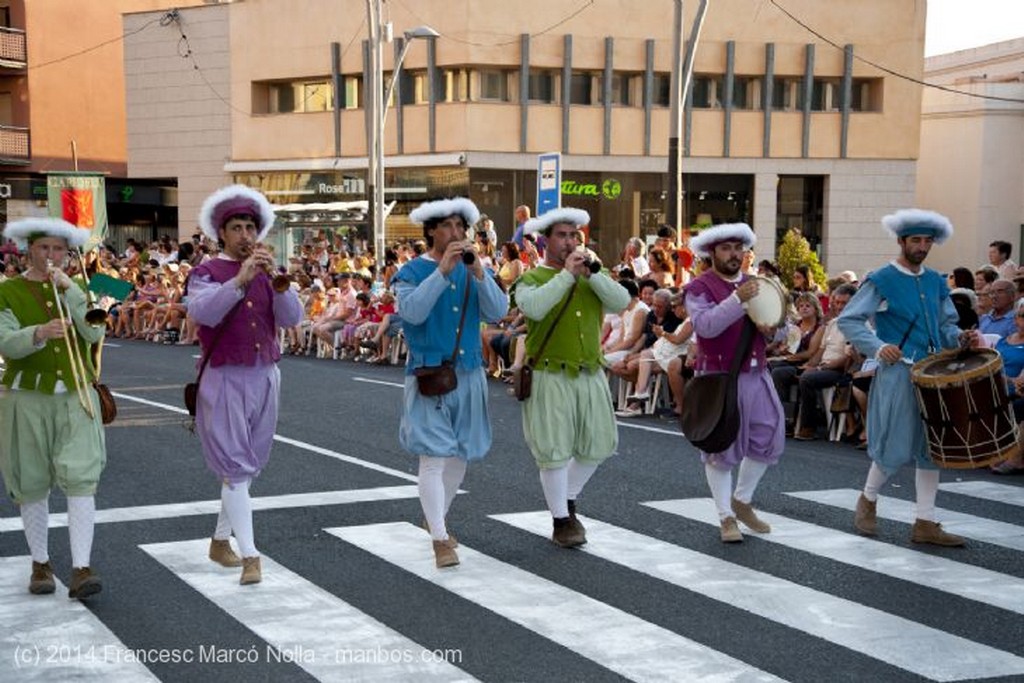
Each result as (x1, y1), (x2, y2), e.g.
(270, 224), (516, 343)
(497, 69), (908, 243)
(478, 69), (510, 101)
(569, 72), (595, 105)
(732, 77), (760, 110)
(771, 77), (800, 111)
(810, 78), (840, 111)
(603, 73), (633, 106)
(528, 70), (556, 103)
(849, 78), (883, 112)
(691, 76), (722, 109)
(261, 79), (333, 114)
(411, 72), (430, 104)
(651, 74), (671, 107)
(343, 76), (361, 109)
(442, 69), (469, 102)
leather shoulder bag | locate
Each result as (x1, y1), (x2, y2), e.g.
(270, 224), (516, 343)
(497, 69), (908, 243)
(514, 282), (578, 401)
(414, 272), (472, 397)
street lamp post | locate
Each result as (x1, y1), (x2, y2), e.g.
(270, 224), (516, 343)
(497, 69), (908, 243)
(365, 0), (438, 264)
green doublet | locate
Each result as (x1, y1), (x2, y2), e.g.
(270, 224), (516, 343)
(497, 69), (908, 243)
(518, 267), (605, 377)
(0, 278), (98, 392)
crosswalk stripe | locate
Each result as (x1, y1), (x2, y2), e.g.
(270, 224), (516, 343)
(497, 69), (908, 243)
(0, 486), (422, 534)
(327, 522), (784, 683)
(644, 498), (1024, 616)
(938, 480), (1024, 508)
(0, 556), (159, 681)
(140, 539), (474, 682)
(786, 489), (1024, 552)
(491, 511), (1024, 682)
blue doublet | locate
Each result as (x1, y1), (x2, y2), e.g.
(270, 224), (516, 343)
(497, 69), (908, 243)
(393, 256), (508, 460)
(838, 263), (961, 474)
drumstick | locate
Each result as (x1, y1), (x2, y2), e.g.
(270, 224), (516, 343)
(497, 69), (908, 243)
(897, 313), (920, 350)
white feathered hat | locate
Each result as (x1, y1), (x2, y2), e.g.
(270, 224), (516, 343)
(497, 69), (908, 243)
(2, 217), (91, 250)
(408, 197), (480, 227)
(198, 185), (276, 242)
(523, 207), (590, 236)
(881, 209), (953, 244)
(689, 223), (756, 258)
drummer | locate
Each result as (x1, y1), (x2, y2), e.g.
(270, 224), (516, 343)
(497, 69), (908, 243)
(838, 209), (981, 546)
(684, 223), (785, 543)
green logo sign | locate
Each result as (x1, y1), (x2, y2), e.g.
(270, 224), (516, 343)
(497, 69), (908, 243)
(561, 178), (622, 200)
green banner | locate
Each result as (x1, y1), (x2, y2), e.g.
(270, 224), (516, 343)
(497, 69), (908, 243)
(46, 173), (108, 251)
(88, 272), (134, 302)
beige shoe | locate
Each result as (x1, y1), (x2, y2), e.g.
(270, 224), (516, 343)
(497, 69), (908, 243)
(240, 556), (262, 585)
(432, 539), (460, 568)
(911, 519), (965, 547)
(209, 538), (242, 567)
(29, 561), (55, 595)
(720, 516), (743, 543)
(853, 494), (877, 536)
(68, 567), (102, 600)
(731, 498), (771, 533)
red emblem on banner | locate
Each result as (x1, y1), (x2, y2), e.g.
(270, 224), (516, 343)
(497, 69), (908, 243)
(61, 188), (95, 229)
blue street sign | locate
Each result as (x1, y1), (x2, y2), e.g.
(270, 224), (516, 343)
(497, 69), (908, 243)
(536, 152), (561, 216)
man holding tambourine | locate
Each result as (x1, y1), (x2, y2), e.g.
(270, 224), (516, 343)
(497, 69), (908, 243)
(838, 209), (981, 547)
(683, 223), (786, 544)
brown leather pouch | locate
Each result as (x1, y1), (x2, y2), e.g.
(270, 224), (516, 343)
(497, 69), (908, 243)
(414, 363), (458, 396)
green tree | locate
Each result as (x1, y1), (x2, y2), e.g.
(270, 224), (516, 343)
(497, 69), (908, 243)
(776, 227), (826, 290)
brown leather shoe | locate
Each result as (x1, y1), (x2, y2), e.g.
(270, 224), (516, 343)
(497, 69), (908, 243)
(853, 494), (877, 536)
(29, 561), (55, 595)
(551, 517), (586, 548)
(720, 516), (743, 543)
(567, 500), (588, 544)
(432, 539), (460, 568)
(209, 538), (242, 567)
(911, 519), (965, 547)
(240, 556), (262, 585)
(793, 427), (817, 441)
(68, 567), (102, 600)
(731, 498), (771, 533)
(421, 519), (458, 547)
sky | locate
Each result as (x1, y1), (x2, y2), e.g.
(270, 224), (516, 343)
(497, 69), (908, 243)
(925, 0), (1024, 56)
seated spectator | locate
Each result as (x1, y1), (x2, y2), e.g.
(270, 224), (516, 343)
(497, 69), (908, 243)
(992, 299), (1024, 473)
(647, 247), (675, 289)
(771, 292), (825, 427)
(979, 279), (1016, 340)
(792, 284), (857, 440)
(609, 288), (681, 380)
(975, 265), (998, 292)
(603, 280), (647, 365)
(616, 300), (693, 417)
(948, 266), (975, 291)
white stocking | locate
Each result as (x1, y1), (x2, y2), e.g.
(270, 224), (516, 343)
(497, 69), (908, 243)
(863, 462), (889, 502)
(221, 480), (257, 557)
(539, 467), (570, 518)
(441, 458), (468, 517)
(213, 508), (233, 541)
(915, 468), (940, 522)
(418, 456), (449, 541)
(734, 458), (769, 504)
(21, 497), (50, 564)
(704, 463), (733, 520)
(566, 460), (598, 501)
(67, 496), (95, 569)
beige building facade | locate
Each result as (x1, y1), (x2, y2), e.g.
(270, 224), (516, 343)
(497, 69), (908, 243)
(125, 0), (927, 272)
(917, 38), (1024, 274)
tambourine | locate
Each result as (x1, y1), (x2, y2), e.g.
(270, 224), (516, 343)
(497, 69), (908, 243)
(744, 276), (787, 327)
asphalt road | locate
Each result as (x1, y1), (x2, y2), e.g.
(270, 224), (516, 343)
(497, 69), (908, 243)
(1, 339), (1023, 683)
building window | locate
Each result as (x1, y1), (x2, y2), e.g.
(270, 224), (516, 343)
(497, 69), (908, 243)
(651, 74), (671, 107)
(570, 72), (598, 105)
(478, 69), (510, 101)
(602, 73), (634, 106)
(528, 70), (556, 103)
(256, 79), (334, 114)
(442, 68), (469, 102)
(809, 78), (841, 111)
(343, 76), (361, 109)
(850, 78), (883, 112)
(691, 75), (723, 109)
(410, 71), (430, 104)
(770, 77), (801, 111)
(731, 77), (760, 110)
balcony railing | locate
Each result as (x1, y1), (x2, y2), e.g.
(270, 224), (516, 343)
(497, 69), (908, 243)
(0, 125), (30, 164)
(0, 27), (26, 67)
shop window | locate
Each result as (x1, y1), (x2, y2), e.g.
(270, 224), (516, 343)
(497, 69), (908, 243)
(528, 70), (557, 103)
(478, 69), (510, 101)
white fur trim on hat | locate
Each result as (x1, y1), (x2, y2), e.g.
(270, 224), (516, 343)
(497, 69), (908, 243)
(950, 287), (977, 308)
(881, 209), (953, 244)
(408, 197), (480, 227)
(689, 223), (756, 258)
(198, 184), (276, 242)
(523, 207), (590, 236)
(2, 217), (91, 250)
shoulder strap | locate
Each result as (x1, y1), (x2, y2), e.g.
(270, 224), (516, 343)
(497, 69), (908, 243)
(527, 281), (579, 367)
(448, 271), (473, 364)
(195, 297), (246, 385)
(728, 318), (756, 378)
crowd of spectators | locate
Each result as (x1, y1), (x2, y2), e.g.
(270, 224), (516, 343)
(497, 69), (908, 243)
(3, 222), (1023, 475)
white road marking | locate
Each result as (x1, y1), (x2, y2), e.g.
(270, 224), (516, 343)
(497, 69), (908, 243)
(787, 489), (1024, 552)
(646, 498), (1024, 616)
(0, 556), (159, 682)
(492, 511), (1024, 682)
(0, 487), (421, 534)
(352, 377), (404, 388)
(939, 480), (1024, 508)
(328, 521), (784, 683)
(141, 539), (475, 682)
